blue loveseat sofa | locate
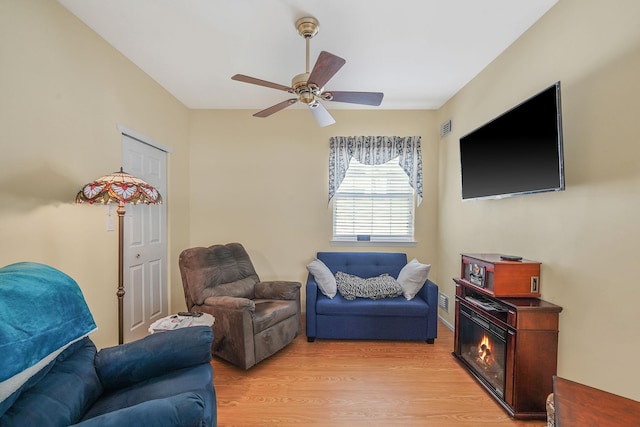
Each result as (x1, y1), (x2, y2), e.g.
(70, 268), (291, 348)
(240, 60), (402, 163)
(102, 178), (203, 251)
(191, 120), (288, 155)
(305, 252), (438, 343)
(0, 262), (217, 427)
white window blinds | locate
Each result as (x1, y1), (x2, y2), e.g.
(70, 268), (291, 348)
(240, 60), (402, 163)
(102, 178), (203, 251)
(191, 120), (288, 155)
(333, 158), (415, 242)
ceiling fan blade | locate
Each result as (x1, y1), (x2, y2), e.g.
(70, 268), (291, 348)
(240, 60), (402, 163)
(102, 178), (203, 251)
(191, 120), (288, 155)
(325, 91), (384, 106)
(232, 74), (292, 92)
(307, 51), (346, 89)
(309, 102), (336, 127)
(253, 98), (298, 118)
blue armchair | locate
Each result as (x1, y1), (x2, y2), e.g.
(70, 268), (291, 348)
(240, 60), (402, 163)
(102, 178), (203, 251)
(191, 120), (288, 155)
(0, 262), (216, 427)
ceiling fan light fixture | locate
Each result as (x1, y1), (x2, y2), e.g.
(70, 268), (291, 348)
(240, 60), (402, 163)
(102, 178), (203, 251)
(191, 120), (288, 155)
(299, 91), (315, 105)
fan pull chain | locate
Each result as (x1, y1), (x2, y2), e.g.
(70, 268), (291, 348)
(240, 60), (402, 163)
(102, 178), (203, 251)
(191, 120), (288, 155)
(305, 37), (311, 74)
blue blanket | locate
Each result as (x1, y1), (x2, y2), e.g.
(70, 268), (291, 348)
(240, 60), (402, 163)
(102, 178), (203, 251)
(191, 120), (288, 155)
(0, 262), (96, 398)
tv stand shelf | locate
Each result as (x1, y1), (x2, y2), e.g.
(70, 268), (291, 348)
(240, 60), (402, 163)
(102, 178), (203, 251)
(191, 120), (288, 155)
(453, 277), (563, 419)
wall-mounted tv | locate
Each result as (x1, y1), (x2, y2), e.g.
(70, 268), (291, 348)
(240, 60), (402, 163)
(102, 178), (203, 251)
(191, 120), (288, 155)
(459, 81), (564, 201)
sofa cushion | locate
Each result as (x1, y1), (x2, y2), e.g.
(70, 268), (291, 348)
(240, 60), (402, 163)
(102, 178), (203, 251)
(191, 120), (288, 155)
(316, 291), (429, 317)
(72, 392), (206, 427)
(397, 258), (432, 300)
(95, 327), (213, 391)
(336, 272), (404, 300)
(317, 252), (407, 279)
(0, 262), (97, 406)
(255, 280), (301, 300)
(0, 337), (102, 427)
(253, 299), (299, 333)
(83, 363), (214, 423)
(179, 243), (260, 304)
(306, 259), (337, 298)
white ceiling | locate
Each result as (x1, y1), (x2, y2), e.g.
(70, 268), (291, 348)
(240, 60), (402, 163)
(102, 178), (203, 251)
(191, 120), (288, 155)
(57, 0), (558, 111)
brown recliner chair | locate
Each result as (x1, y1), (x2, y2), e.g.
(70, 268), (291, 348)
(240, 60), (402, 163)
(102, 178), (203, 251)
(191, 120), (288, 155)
(178, 243), (301, 369)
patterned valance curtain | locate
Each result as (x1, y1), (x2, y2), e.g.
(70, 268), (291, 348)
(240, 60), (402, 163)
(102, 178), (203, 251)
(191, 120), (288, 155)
(329, 136), (423, 205)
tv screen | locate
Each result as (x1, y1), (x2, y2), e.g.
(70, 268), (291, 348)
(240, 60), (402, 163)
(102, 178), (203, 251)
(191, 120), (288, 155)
(459, 81), (564, 201)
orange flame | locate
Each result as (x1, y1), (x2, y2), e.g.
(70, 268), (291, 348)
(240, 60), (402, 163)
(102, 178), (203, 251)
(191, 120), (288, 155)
(478, 334), (493, 365)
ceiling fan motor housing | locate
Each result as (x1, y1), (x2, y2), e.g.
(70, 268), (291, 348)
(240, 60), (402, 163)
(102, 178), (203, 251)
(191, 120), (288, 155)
(295, 17), (319, 39)
(292, 72), (320, 105)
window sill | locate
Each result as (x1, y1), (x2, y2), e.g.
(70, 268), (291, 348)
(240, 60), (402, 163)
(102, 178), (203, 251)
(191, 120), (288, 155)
(330, 240), (417, 247)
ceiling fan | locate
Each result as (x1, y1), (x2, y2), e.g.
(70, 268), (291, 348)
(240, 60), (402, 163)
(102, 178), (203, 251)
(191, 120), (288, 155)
(231, 17), (384, 127)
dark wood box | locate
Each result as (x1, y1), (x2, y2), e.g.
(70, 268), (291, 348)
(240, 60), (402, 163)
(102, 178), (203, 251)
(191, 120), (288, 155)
(459, 253), (541, 298)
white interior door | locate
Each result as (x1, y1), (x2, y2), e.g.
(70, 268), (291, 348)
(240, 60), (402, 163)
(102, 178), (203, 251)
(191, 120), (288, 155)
(122, 133), (168, 343)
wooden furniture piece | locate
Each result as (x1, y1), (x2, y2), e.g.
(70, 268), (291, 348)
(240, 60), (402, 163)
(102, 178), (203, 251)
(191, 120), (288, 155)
(459, 253), (541, 298)
(454, 278), (562, 419)
(552, 376), (640, 427)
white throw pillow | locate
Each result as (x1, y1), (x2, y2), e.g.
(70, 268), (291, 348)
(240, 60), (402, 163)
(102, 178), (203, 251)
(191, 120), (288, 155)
(397, 258), (431, 300)
(306, 259), (337, 298)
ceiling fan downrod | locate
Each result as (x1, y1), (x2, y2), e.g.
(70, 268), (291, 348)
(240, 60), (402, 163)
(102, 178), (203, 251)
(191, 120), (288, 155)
(293, 17), (321, 105)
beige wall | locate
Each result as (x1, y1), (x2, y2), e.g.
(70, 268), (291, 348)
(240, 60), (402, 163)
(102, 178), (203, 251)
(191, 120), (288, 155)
(188, 109), (439, 303)
(0, 0), (192, 349)
(437, 0), (640, 400)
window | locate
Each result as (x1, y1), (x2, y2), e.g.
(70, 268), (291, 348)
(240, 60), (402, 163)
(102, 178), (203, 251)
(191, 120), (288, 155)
(333, 158), (415, 242)
(328, 135), (422, 243)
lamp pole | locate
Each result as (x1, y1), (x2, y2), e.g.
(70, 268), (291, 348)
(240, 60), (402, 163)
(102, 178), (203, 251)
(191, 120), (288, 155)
(117, 201), (126, 345)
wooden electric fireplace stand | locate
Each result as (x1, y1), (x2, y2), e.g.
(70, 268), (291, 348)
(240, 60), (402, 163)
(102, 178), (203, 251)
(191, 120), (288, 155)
(453, 253), (563, 420)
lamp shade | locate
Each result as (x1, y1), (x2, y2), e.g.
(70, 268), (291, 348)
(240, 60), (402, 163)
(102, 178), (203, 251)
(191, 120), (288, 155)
(75, 167), (162, 345)
(76, 168), (162, 205)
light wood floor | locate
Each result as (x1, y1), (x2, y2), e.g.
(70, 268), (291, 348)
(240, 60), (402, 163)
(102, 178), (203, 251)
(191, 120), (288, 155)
(212, 320), (547, 427)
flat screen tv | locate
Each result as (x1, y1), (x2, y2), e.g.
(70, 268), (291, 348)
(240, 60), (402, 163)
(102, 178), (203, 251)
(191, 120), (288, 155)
(459, 81), (564, 201)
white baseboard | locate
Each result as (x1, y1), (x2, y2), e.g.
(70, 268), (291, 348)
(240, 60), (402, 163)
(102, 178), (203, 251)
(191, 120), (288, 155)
(438, 315), (454, 331)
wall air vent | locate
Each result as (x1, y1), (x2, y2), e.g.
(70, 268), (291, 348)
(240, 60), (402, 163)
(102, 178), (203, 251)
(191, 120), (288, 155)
(438, 292), (449, 312)
(440, 119), (452, 139)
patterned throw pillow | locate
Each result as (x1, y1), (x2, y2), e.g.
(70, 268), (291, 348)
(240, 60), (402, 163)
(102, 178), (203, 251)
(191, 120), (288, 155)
(335, 272), (404, 300)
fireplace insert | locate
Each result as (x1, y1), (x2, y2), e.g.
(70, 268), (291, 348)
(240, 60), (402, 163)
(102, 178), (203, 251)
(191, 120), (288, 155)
(458, 303), (507, 398)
